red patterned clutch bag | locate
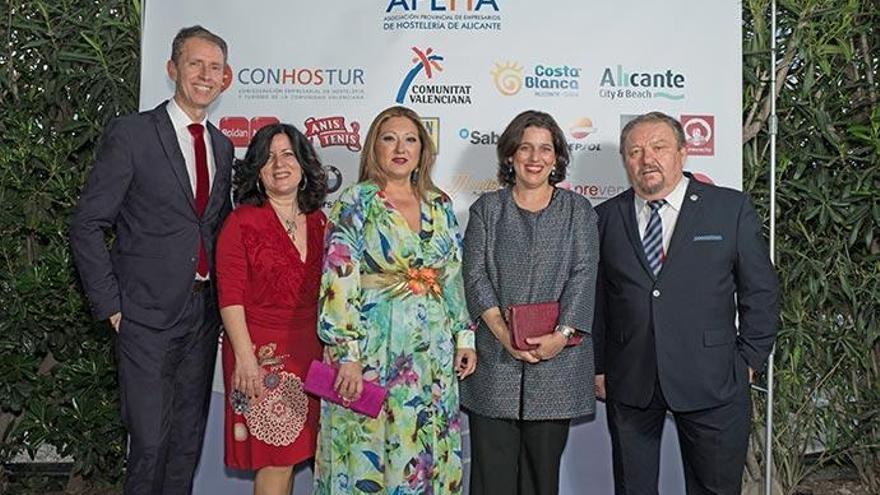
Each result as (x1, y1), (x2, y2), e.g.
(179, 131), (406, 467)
(505, 301), (583, 350)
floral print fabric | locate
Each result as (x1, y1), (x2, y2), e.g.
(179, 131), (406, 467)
(314, 182), (474, 495)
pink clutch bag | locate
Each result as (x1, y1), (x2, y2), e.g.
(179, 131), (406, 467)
(303, 360), (388, 418)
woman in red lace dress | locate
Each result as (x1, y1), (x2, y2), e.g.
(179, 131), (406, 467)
(216, 123), (328, 494)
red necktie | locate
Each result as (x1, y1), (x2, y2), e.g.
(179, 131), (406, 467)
(187, 123), (210, 277)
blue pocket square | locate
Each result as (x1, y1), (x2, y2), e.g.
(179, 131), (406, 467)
(693, 234), (723, 242)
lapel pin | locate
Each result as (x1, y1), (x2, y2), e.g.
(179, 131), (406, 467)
(690, 194), (699, 202)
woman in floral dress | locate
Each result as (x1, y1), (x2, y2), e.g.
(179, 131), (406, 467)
(314, 106), (477, 495)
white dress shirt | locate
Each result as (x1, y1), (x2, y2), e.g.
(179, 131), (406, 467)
(634, 176), (689, 254)
(165, 98), (215, 194)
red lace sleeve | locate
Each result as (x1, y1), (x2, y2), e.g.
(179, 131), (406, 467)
(216, 211), (247, 308)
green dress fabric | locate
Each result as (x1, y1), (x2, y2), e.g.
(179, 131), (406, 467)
(314, 181), (474, 495)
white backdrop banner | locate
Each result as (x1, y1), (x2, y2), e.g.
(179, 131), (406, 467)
(140, 1), (741, 493)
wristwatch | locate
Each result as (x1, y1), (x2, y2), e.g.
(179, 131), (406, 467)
(555, 324), (577, 340)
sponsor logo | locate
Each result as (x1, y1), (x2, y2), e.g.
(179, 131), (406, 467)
(599, 65), (686, 101)
(559, 181), (628, 202)
(445, 172), (500, 197)
(231, 64), (365, 102)
(421, 117), (441, 152)
(458, 127), (499, 145)
(690, 171), (715, 184)
(396, 47), (473, 105)
(324, 165), (344, 194)
(383, 0), (502, 32)
(680, 115), (714, 156)
(219, 116), (280, 148)
(304, 116), (362, 152)
(566, 117), (601, 153)
(492, 61), (581, 97)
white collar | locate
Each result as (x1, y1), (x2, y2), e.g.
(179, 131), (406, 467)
(166, 97), (207, 132)
(634, 175), (689, 213)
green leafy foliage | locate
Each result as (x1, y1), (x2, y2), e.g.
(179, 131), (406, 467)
(0, 0), (140, 489)
(743, 0), (880, 492)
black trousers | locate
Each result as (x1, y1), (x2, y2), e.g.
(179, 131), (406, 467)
(116, 289), (219, 495)
(468, 413), (571, 495)
(606, 380), (751, 495)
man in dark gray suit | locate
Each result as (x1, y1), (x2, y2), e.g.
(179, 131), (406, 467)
(70, 26), (233, 495)
(594, 112), (778, 494)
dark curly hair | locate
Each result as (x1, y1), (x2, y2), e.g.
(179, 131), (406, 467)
(233, 123), (328, 212)
(495, 110), (570, 187)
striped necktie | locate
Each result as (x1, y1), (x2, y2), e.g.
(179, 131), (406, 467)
(642, 199), (666, 276)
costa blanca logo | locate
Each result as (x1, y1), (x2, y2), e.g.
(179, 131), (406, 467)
(304, 116), (362, 152)
(680, 115), (715, 156)
(491, 62), (523, 95)
(233, 65), (365, 102)
(492, 61), (581, 97)
(219, 116), (280, 148)
(395, 47), (473, 105)
(383, 0), (502, 32)
(599, 65), (686, 101)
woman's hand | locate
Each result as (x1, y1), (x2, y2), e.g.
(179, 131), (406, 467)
(455, 348), (477, 379)
(525, 332), (568, 361)
(502, 339), (541, 363)
(335, 361), (363, 403)
(233, 352), (263, 401)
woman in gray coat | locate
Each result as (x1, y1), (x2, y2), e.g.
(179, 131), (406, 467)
(461, 110), (599, 495)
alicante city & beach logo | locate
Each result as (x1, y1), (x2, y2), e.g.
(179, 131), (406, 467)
(395, 47), (473, 105)
(599, 65), (687, 101)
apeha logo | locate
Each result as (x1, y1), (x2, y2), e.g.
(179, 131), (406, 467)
(492, 61), (581, 97)
(395, 47), (473, 105)
(383, 0), (502, 32)
(599, 65), (686, 100)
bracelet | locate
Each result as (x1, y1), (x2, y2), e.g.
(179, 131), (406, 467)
(555, 324), (576, 340)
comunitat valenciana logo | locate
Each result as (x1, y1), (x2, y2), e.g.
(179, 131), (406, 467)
(395, 47), (473, 105)
(492, 61), (581, 98)
(304, 116), (362, 152)
(599, 65), (686, 101)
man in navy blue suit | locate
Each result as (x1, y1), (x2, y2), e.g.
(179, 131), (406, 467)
(70, 26), (233, 495)
(594, 112), (778, 494)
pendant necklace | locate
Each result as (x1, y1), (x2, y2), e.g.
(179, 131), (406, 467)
(271, 201), (300, 241)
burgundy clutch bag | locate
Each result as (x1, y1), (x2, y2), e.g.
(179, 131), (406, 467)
(505, 301), (583, 350)
(303, 360), (388, 418)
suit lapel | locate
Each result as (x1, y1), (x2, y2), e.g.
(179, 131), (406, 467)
(663, 177), (705, 272)
(618, 189), (656, 279)
(152, 102), (197, 213)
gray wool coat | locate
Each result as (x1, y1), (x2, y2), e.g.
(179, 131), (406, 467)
(460, 187), (599, 420)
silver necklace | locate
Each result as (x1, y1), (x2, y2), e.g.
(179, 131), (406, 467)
(270, 201), (300, 240)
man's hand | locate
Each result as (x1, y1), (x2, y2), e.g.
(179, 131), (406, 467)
(595, 374), (606, 400)
(109, 312), (122, 333)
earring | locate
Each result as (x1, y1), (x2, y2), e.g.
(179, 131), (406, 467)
(299, 175), (309, 191)
(411, 167), (420, 184)
(549, 167), (561, 181)
(256, 180), (265, 195)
